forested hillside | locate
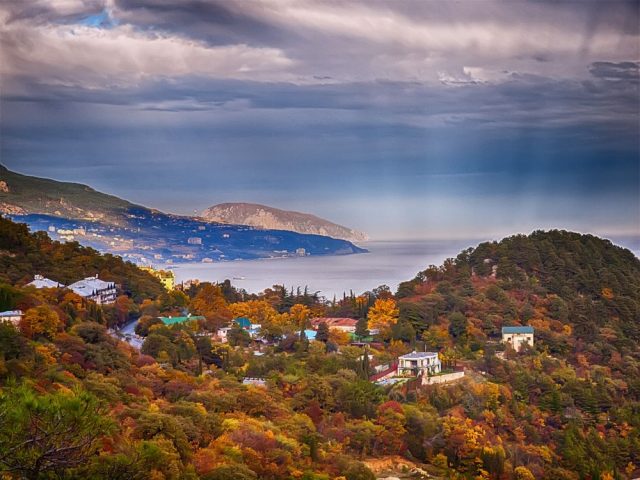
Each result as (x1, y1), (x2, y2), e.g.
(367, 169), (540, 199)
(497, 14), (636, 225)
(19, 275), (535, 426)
(0, 226), (638, 480)
(0, 216), (163, 301)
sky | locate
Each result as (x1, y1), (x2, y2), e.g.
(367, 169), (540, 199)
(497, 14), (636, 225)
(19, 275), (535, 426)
(0, 0), (638, 241)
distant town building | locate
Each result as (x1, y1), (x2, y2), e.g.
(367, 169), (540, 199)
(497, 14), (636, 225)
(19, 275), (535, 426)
(310, 317), (358, 333)
(398, 351), (442, 376)
(222, 233), (230, 239)
(187, 237), (202, 245)
(140, 266), (175, 291)
(0, 310), (23, 326)
(27, 275), (63, 289)
(295, 248), (306, 256)
(201, 257), (214, 263)
(502, 326), (534, 351)
(68, 276), (117, 305)
(158, 314), (205, 326)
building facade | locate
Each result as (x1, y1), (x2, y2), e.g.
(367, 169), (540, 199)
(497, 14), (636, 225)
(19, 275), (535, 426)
(502, 326), (534, 351)
(0, 310), (23, 326)
(140, 266), (176, 291)
(397, 351), (442, 376)
(68, 276), (117, 305)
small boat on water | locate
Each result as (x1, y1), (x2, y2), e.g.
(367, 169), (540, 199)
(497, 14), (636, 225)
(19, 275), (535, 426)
(233, 276), (246, 280)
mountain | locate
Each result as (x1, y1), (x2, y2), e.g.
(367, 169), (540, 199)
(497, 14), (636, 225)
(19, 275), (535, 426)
(202, 202), (368, 242)
(0, 167), (366, 263)
(0, 165), (136, 225)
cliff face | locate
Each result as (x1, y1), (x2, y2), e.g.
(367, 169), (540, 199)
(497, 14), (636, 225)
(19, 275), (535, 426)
(202, 203), (369, 242)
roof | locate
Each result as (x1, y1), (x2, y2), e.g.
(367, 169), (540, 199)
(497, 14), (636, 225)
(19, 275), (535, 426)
(242, 378), (266, 386)
(399, 351), (439, 360)
(0, 310), (23, 317)
(159, 315), (205, 325)
(302, 329), (317, 340)
(68, 276), (115, 297)
(27, 275), (63, 289)
(502, 326), (534, 334)
(235, 317), (252, 328)
(311, 317), (358, 328)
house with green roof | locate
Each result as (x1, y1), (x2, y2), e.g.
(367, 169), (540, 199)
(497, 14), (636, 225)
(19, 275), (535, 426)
(159, 314), (205, 326)
(502, 325), (534, 351)
(235, 317), (252, 329)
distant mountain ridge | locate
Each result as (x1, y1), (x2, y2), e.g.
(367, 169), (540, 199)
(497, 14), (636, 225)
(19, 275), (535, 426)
(202, 202), (368, 242)
(0, 166), (366, 262)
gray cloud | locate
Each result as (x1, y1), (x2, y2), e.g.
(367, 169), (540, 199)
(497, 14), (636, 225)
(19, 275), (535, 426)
(0, 0), (638, 238)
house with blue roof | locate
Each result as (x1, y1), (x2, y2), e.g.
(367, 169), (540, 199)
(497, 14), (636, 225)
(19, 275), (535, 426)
(234, 317), (262, 338)
(235, 317), (252, 329)
(502, 325), (534, 351)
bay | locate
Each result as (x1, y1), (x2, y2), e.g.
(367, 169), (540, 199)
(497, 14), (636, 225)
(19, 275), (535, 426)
(172, 239), (480, 299)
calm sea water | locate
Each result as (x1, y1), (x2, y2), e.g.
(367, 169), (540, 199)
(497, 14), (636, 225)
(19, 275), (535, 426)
(172, 240), (479, 298)
(171, 236), (640, 299)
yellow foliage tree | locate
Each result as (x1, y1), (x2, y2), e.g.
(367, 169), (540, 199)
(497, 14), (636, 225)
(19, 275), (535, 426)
(190, 284), (233, 329)
(289, 304), (311, 329)
(367, 298), (398, 338)
(329, 329), (351, 346)
(229, 300), (277, 325)
(20, 305), (61, 340)
(514, 466), (536, 480)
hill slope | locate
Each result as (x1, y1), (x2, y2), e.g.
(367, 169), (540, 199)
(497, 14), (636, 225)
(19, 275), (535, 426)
(0, 216), (163, 300)
(202, 202), (368, 242)
(0, 167), (366, 262)
(0, 165), (136, 225)
(397, 229), (640, 357)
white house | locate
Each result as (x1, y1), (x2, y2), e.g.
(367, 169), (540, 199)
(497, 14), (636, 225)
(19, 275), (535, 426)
(398, 351), (442, 376)
(217, 327), (231, 343)
(27, 275), (63, 289)
(502, 326), (534, 351)
(0, 310), (23, 326)
(68, 276), (117, 305)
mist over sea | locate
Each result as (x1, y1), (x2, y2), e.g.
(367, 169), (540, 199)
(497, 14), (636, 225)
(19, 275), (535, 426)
(171, 236), (640, 298)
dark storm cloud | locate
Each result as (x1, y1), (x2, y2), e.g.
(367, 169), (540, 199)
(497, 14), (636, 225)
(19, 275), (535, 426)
(589, 61), (640, 82)
(0, 0), (638, 238)
(112, 0), (287, 46)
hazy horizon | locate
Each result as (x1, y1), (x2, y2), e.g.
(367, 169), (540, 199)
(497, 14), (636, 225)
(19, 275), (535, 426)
(1, 1), (638, 240)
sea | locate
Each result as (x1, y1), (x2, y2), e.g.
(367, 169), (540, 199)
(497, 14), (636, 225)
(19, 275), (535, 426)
(172, 239), (481, 298)
(171, 236), (640, 299)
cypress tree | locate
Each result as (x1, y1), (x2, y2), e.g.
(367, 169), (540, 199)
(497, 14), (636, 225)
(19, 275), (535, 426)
(316, 321), (329, 343)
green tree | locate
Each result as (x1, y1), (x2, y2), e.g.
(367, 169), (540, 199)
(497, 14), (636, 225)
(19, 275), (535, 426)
(316, 321), (330, 343)
(447, 312), (468, 340)
(201, 464), (257, 480)
(354, 317), (369, 339)
(141, 333), (177, 363)
(0, 384), (113, 479)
